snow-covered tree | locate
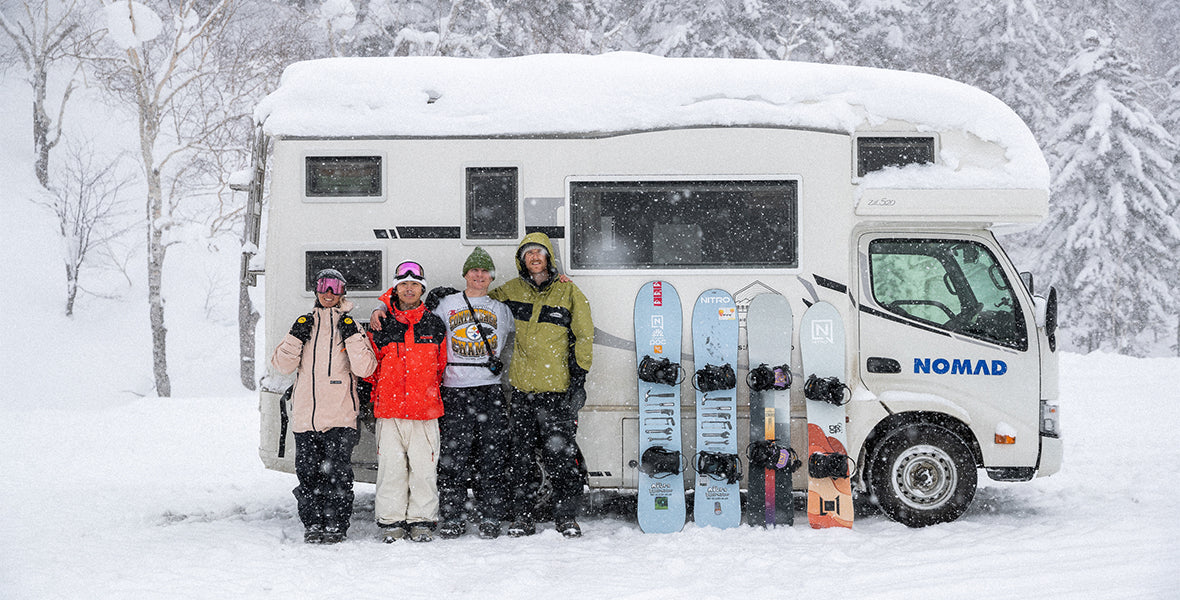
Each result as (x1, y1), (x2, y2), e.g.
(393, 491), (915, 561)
(33, 142), (134, 316)
(348, 0), (495, 57)
(0, 0), (99, 188)
(1165, 64), (1180, 155)
(317, 0), (356, 56)
(892, 1), (1062, 140)
(618, 0), (849, 61)
(92, 0), (249, 396)
(1027, 30), (1180, 355)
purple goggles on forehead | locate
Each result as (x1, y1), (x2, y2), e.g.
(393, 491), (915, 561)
(315, 278), (345, 295)
(394, 261), (426, 281)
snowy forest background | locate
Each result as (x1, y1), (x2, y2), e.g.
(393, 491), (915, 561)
(3, 0), (1180, 397)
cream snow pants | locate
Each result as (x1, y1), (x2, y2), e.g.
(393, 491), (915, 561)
(375, 417), (440, 526)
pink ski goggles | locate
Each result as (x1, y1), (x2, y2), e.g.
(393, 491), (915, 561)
(394, 261), (426, 281)
(315, 278), (346, 295)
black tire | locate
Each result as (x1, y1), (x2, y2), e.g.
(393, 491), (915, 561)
(867, 423), (977, 527)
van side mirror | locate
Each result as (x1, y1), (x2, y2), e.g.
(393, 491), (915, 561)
(1033, 286), (1058, 351)
(1019, 271), (1034, 294)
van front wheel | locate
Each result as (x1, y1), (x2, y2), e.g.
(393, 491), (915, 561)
(867, 424), (977, 527)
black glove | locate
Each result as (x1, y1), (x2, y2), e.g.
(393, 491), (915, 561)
(567, 363), (588, 412)
(289, 313), (314, 343)
(424, 286), (460, 311)
(338, 314), (360, 339)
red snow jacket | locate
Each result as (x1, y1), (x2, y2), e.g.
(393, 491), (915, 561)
(367, 297), (447, 421)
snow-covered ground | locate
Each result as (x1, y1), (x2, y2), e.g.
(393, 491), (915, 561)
(3, 187), (1179, 597)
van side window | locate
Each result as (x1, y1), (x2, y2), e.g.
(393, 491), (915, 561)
(856, 136), (935, 177)
(305, 156), (382, 199)
(569, 179), (798, 269)
(466, 167), (518, 239)
(869, 239), (1026, 350)
(305, 250), (382, 292)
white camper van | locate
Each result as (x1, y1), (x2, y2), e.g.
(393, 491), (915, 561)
(242, 53), (1062, 527)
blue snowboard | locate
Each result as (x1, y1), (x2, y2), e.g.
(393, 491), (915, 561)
(691, 288), (741, 529)
(634, 281), (686, 533)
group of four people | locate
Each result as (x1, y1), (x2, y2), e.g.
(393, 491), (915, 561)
(271, 233), (594, 544)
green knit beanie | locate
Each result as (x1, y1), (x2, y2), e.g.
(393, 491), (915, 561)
(462, 247), (496, 278)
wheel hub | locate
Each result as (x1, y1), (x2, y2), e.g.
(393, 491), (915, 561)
(891, 444), (957, 510)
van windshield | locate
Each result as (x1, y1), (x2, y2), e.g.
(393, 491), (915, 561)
(569, 179), (798, 269)
(869, 238), (1027, 350)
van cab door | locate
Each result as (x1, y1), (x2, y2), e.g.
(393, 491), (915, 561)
(856, 233), (1041, 468)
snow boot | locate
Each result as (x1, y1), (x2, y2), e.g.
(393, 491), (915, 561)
(507, 519), (536, 537)
(409, 522), (435, 542)
(438, 520), (465, 539)
(378, 521), (408, 543)
(320, 525), (346, 544)
(478, 519), (501, 539)
(303, 524), (325, 544)
(557, 520), (582, 539)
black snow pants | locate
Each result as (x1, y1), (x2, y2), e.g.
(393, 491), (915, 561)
(293, 427), (359, 532)
(437, 385), (511, 523)
(508, 389), (583, 522)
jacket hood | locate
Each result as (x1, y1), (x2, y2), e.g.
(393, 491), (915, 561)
(515, 232), (559, 282)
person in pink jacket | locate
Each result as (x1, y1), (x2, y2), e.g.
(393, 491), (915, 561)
(271, 268), (377, 544)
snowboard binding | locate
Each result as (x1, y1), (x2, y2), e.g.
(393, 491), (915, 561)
(640, 446), (686, 478)
(695, 450), (742, 484)
(808, 451), (855, 479)
(747, 363), (792, 392)
(693, 364), (737, 392)
(746, 439), (802, 472)
(638, 355), (685, 386)
(804, 374), (850, 406)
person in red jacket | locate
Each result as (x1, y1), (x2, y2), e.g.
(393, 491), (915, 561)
(367, 260), (448, 543)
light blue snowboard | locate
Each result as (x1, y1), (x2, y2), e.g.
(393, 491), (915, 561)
(691, 288), (741, 529)
(634, 281), (686, 533)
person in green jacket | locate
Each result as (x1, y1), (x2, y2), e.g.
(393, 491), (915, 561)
(490, 233), (593, 539)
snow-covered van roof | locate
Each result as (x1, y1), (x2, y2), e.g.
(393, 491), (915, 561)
(255, 52), (1049, 190)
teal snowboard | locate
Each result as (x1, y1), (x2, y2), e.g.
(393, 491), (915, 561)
(745, 293), (796, 527)
(634, 281), (686, 533)
(691, 288), (741, 529)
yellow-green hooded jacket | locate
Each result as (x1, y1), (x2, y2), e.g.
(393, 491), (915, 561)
(490, 232), (594, 393)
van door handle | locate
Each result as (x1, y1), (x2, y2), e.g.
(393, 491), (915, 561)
(866, 357), (901, 374)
